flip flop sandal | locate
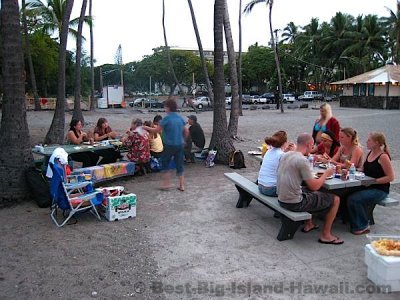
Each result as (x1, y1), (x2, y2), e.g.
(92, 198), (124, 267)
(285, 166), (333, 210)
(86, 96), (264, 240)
(318, 238), (344, 245)
(301, 225), (320, 233)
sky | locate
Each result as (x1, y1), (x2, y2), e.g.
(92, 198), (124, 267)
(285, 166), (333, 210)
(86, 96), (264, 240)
(69, 0), (397, 66)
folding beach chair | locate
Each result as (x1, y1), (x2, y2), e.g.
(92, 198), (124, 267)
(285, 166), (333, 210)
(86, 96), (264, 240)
(49, 162), (103, 227)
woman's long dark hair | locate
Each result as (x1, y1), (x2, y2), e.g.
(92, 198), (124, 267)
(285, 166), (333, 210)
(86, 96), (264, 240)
(323, 130), (340, 157)
(69, 119), (81, 138)
(95, 117), (111, 135)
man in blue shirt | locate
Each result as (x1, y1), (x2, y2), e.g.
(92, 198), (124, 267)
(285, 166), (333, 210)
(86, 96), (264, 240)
(144, 99), (189, 191)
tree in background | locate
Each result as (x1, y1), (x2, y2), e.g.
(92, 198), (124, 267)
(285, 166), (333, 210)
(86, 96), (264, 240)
(244, 0), (284, 112)
(187, 0), (214, 105)
(72, 0), (87, 123)
(44, 0), (74, 144)
(209, 0), (234, 163)
(224, 0), (240, 138)
(162, 0), (184, 96)
(237, 0), (243, 116)
(0, 0), (33, 207)
(89, 0), (95, 110)
(382, 0), (400, 64)
(21, 0), (41, 110)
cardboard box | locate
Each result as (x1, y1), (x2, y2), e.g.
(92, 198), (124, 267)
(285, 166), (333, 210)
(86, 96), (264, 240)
(102, 193), (137, 221)
(365, 244), (400, 292)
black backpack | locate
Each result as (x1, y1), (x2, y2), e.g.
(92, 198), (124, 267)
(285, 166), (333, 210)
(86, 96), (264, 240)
(25, 167), (52, 208)
(229, 150), (246, 169)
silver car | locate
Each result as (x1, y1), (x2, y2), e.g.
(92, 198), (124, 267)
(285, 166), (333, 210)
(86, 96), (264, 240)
(193, 96), (211, 109)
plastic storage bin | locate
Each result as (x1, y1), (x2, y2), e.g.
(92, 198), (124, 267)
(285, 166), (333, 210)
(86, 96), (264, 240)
(364, 234), (400, 292)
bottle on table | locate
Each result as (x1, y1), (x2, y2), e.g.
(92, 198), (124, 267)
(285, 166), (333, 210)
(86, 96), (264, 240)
(308, 155), (314, 171)
(349, 163), (356, 180)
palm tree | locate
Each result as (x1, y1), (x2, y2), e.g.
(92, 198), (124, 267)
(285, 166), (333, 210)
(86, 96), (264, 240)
(238, 0), (243, 116)
(162, 0), (184, 97)
(382, 1), (400, 64)
(72, 0), (87, 123)
(21, 0), (41, 111)
(89, 0), (95, 110)
(281, 21), (298, 44)
(0, 0), (34, 206)
(44, 0), (74, 144)
(224, 0), (240, 137)
(244, 0), (284, 113)
(26, 0), (86, 42)
(209, 0), (235, 163)
(187, 0), (214, 105)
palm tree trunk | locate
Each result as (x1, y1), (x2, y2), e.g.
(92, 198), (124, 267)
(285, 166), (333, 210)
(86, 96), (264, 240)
(44, 0), (74, 145)
(0, 0), (34, 207)
(267, 1), (284, 113)
(187, 0), (214, 105)
(238, 0), (243, 116)
(22, 0), (41, 111)
(89, 0), (96, 110)
(72, 0), (87, 122)
(209, 0), (234, 163)
(162, 0), (184, 96)
(224, 0), (240, 137)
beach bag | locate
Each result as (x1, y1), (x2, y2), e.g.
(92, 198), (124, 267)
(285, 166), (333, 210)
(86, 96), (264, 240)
(150, 157), (161, 172)
(25, 167), (52, 208)
(205, 150), (217, 167)
(229, 150), (246, 169)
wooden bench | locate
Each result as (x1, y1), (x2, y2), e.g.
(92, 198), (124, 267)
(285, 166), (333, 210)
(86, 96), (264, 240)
(367, 192), (400, 225)
(224, 172), (311, 241)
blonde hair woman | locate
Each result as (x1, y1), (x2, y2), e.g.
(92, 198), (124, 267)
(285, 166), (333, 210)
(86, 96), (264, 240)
(331, 127), (363, 169)
(312, 103), (340, 144)
(347, 132), (394, 235)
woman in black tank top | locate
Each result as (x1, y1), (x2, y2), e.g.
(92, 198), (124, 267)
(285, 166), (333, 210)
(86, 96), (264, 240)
(347, 132), (394, 235)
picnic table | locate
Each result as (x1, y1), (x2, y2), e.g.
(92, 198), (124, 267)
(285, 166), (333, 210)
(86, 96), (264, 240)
(32, 141), (127, 172)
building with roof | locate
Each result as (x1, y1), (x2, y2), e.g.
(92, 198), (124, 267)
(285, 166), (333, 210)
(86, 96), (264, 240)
(330, 64), (400, 109)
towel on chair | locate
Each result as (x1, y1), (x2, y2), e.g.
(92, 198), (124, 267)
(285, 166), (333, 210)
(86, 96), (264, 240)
(46, 148), (69, 178)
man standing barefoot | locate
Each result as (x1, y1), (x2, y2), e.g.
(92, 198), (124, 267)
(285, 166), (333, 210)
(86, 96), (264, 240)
(144, 99), (189, 191)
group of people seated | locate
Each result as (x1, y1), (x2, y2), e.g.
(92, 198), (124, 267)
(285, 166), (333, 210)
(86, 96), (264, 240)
(258, 103), (395, 245)
(65, 108), (206, 177)
(66, 118), (121, 168)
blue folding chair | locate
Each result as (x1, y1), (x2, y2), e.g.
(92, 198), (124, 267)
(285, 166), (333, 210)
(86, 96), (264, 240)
(49, 162), (103, 227)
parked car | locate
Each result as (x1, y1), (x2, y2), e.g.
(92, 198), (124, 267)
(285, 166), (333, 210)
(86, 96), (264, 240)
(250, 95), (268, 104)
(298, 91), (324, 101)
(241, 94), (252, 104)
(225, 96), (232, 105)
(128, 98), (147, 107)
(259, 93), (276, 104)
(193, 96), (211, 109)
(129, 98), (164, 108)
(282, 93), (296, 103)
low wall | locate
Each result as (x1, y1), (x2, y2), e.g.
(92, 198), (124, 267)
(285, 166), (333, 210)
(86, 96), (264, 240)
(340, 96), (400, 110)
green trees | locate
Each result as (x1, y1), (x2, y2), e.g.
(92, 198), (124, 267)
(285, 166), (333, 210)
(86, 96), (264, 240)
(44, 0), (74, 145)
(244, 0), (284, 112)
(382, 1), (400, 64)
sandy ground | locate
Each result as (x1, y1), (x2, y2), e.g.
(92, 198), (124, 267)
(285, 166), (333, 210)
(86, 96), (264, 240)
(1, 102), (400, 299)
